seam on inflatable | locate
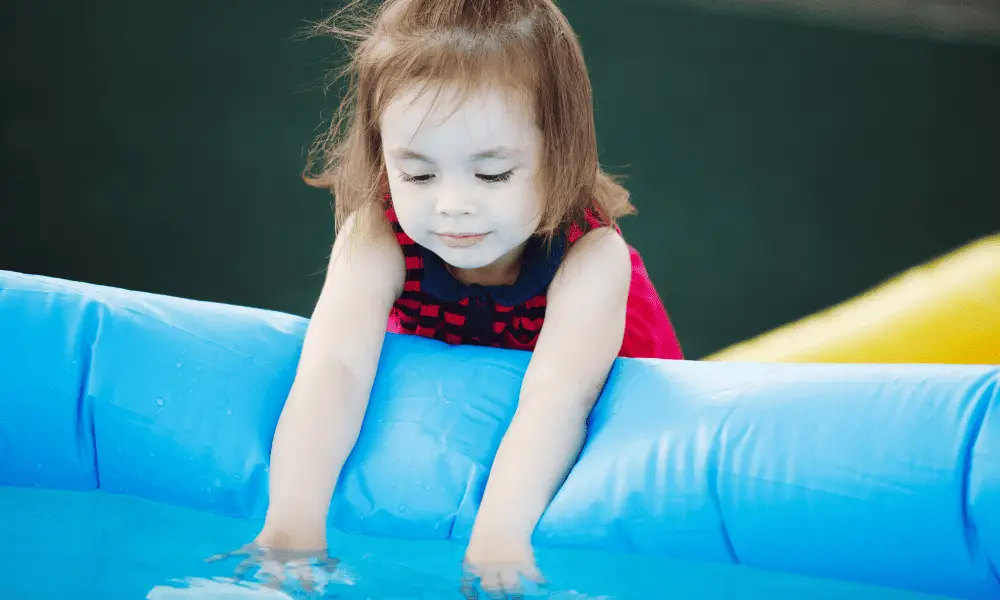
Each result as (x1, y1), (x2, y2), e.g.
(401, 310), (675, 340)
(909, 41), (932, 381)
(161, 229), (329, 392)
(707, 404), (741, 566)
(76, 301), (103, 490)
(3, 276), (87, 297)
(110, 304), (262, 364)
(961, 372), (998, 584)
(448, 462), (487, 541)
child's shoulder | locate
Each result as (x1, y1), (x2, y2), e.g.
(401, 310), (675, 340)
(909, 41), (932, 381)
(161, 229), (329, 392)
(334, 205), (407, 278)
(566, 207), (621, 243)
(559, 212), (631, 286)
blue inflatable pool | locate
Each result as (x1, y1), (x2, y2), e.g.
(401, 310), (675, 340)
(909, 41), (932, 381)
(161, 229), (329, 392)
(1, 268), (997, 599)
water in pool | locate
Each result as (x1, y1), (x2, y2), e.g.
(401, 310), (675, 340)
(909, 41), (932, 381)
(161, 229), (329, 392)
(1, 487), (958, 600)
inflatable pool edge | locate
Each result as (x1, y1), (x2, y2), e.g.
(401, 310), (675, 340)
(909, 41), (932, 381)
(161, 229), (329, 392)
(1, 269), (998, 599)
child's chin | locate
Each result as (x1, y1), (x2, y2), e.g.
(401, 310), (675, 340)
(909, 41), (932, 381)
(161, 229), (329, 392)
(441, 255), (494, 271)
(435, 248), (499, 271)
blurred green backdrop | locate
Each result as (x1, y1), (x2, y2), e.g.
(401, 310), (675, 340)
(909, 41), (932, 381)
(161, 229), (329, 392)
(1, 1), (998, 358)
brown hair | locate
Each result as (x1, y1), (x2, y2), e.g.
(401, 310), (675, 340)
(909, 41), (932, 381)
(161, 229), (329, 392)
(303, 0), (634, 239)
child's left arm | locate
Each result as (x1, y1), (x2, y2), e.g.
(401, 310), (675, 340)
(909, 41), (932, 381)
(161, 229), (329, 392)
(463, 227), (632, 594)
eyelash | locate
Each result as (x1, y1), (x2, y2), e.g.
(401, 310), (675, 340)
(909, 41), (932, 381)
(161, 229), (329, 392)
(399, 171), (514, 185)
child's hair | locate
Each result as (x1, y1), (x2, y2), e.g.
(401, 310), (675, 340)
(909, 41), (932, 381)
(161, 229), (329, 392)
(304, 0), (635, 239)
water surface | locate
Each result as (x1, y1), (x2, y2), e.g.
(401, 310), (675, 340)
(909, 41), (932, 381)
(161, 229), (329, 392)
(0, 487), (958, 599)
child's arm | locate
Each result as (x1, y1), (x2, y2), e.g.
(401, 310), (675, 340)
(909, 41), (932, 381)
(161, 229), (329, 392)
(256, 210), (405, 550)
(464, 227), (632, 586)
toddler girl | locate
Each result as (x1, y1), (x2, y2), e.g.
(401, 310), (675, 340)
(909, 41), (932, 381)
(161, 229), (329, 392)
(224, 0), (683, 597)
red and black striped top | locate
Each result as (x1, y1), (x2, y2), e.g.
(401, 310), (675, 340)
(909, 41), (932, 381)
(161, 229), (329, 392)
(385, 201), (684, 360)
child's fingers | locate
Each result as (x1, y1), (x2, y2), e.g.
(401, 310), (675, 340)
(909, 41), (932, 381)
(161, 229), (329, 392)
(461, 563), (545, 600)
(203, 553), (228, 563)
(289, 561), (315, 592)
(498, 566), (523, 599)
(257, 560), (287, 590)
(204, 543), (253, 563)
(233, 555), (256, 579)
(477, 569), (507, 600)
(523, 562), (545, 585)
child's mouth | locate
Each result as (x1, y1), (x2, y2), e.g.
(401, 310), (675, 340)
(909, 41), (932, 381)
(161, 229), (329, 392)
(436, 232), (488, 247)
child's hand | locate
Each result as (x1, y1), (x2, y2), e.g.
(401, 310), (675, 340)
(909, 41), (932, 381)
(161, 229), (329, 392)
(205, 531), (339, 595)
(461, 530), (546, 599)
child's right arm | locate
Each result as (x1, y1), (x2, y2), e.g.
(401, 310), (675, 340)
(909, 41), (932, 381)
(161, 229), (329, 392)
(255, 210), (405, 550)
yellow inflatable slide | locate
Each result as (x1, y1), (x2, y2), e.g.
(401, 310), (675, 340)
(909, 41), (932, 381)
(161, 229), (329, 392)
(707, 234), (1000, 365)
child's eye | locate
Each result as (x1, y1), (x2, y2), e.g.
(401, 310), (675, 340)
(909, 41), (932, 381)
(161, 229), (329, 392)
(477, 170), (513, 183)
(400, 172), (433, 184)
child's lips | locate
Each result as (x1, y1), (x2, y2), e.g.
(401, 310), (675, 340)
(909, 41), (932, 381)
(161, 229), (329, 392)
(436, 232), (488, 247)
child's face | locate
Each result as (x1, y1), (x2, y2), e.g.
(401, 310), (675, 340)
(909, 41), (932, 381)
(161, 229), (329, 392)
(380, 83), (543, 275)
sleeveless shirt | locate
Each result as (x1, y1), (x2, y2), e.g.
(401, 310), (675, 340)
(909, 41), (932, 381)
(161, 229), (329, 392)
(385, 201), (683, 360)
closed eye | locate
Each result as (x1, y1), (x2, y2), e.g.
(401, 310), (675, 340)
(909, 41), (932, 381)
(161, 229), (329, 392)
(399, 172), (433, 184)
(399, 170), (513, 185)
(477, 170), (513, 183)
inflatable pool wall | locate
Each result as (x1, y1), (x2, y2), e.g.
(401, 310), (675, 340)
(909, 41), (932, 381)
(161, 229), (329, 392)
(1, 268), (998, 599)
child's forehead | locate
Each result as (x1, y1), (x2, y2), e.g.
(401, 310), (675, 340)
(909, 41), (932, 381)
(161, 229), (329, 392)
(382, 82), (530, 123)
(379, 82), (537, 149)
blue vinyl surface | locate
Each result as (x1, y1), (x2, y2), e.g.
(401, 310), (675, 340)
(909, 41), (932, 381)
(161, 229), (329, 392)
(0, 269), (997, 599)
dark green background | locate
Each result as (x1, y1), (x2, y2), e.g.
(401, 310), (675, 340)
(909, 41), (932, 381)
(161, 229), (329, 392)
(2, 1), (998, 358)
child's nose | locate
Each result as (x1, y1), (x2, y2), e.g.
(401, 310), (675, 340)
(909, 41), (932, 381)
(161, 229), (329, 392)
(435, 185), (475, 216)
